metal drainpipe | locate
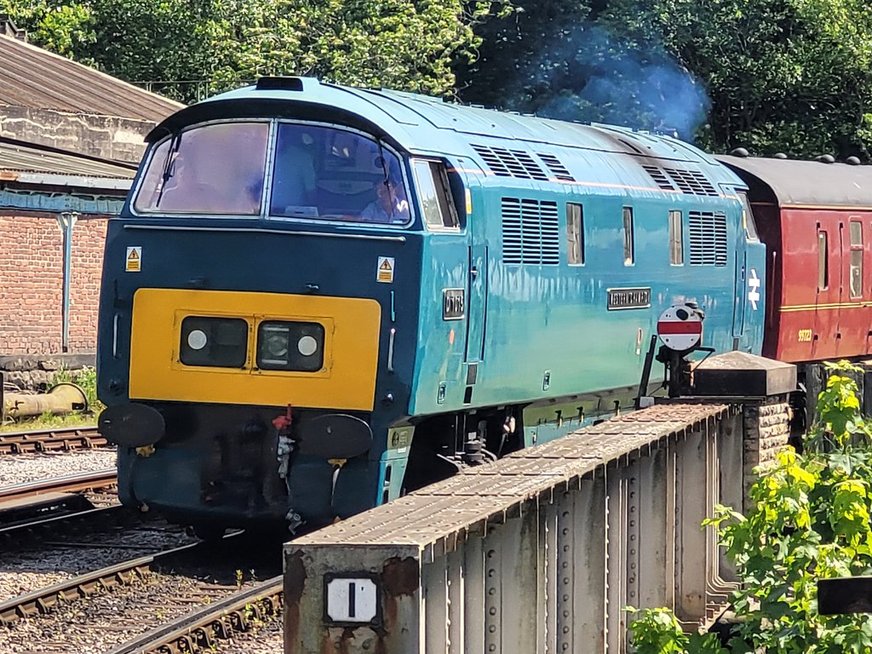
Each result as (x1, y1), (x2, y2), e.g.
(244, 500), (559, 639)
(56, 211), (79, 353)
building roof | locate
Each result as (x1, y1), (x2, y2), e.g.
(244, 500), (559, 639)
(0, 33), (183, 122)
(0, 137), (135, 190)
(718, 155), (872, 208)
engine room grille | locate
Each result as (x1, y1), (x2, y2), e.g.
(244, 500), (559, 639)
(537, 153), (576, 181)
(663, 168), (719, 196)
(641, 165), (676, 191)
(688, 211), (728, 266)
(471, 144), (549, 181)
(501, 197), (560, 265)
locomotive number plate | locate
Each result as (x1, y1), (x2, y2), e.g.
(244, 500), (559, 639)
(443, 288), (465, 320)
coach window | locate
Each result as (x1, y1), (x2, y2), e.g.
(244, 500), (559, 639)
(817, 230), (829, 291)
(567, 203), (584, 265)
(412, 159), (459, 230)
(623, 207), (635, 265)
(849, 220), (863, 297)
(668, 210), (683, 265)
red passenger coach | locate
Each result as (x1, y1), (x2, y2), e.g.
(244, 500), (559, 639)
(720, 155), (872, 368)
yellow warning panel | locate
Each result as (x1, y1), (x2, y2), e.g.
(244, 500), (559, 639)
(129, 289), (381, 411)
(126, 246), (142, 272)
(377, 256), (394, 283)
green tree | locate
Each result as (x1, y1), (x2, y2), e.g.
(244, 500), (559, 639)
(705, 361), (872, 652)
(640, 0), (872, 157)
(458, 0), (872, 157)
(2, 0), (504, 102)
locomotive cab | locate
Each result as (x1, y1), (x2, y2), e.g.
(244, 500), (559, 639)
(97, 92), (473, 532)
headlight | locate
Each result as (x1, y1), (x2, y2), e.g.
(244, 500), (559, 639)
(180, 317), (248, 368)
(257, 321), (324, 372)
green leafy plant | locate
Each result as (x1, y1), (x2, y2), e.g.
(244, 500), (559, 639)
(630, 360), (872, 653)
(705, 360), (872, 653)
(627, 607), (727, 653)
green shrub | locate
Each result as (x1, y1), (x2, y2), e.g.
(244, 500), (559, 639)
(630, 360), (872, 653)
(707, 360), (872, 653)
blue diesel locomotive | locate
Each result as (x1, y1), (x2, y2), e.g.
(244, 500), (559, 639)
(96, 77), (765, 535)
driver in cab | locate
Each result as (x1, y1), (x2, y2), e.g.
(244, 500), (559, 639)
(361, 170), (410, 224)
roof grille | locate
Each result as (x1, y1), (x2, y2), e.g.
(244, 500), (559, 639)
(537, 153), (575, 181)
(688, 211), (728, 266)
(501, 197), (560, 265)
(471, 144), (549, 181)
(641, 165), (675, 191)
(664, 168), (719, 196)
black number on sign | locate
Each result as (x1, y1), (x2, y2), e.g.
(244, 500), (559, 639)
(442, 289), (465, 320)
(348, 582), (356, 618)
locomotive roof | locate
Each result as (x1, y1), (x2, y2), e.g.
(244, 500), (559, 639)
(147, 77), (734, 180)
(718, 155), (872, 209)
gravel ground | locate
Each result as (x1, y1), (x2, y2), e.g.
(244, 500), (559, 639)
(215, 614), (284, 653)
(0, 573), (250, 653)
(0, 539), (281, 654)
(0, 449), (117, 487)
(0, 521), (196, 598)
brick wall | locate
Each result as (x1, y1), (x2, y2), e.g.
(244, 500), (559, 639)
(0, 213), (108, 355)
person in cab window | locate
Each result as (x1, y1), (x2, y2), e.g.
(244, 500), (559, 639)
(361, 171), (410, 224)
(271, 130), (317, 215)
(159, 154), (222, 212)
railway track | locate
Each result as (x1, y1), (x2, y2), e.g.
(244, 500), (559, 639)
(0, 468), (116, 505)
(0, 468), (117, 527)
(106, 577), (283, 654)
(0, 425), (106, 455)
(0, 541), (201, 627)
(0, 532), (282, 653)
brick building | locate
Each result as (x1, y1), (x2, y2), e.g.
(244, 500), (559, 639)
(0, 23), (182, 383)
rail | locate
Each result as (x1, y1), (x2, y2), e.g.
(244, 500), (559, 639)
(0, 540), (201, 626)
(0, 425), (106, 455)
(0, 469), (116, 506)
(106, 577), (283, 654)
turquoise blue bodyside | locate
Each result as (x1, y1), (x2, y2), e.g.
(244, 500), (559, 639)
(193, 78), (766, 422)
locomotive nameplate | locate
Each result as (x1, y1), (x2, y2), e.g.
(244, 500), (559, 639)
(607, 287), (651, 310)
(443, 288), (465, 320)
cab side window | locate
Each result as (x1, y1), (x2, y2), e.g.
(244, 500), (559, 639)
(668, 210), (683, 265)
(623, 206), (635, 265)
(413, 160), (460, 229)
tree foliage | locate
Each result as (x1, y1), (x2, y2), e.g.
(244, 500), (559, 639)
(5, 0), (872, 156)
(1, 0), (504, 102)
(458, 0), (872, 157)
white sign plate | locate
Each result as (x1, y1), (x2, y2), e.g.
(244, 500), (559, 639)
(326, 577), (378, 623)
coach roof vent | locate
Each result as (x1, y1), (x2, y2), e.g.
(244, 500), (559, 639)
(256, 76), (305, 92)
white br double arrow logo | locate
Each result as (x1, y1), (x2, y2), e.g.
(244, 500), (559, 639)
(748, 268), (761, 310)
